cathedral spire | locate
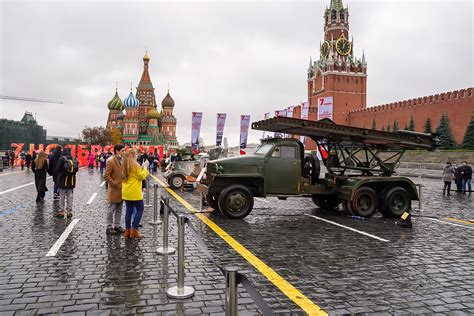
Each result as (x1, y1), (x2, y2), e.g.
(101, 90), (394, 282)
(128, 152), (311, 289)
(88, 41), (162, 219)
(329, 0), (344, 11)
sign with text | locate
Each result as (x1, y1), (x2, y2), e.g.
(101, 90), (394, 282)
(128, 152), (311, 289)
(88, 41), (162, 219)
(191, 112), (203, 149)
(240, 115), (251, 151)
(216, 113), (227, 146)
(317, 96), (333, 120)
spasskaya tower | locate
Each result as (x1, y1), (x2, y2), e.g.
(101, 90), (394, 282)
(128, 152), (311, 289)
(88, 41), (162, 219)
(307, 0), (367, 127)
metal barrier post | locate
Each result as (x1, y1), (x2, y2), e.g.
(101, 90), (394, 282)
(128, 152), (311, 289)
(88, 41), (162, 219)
(149, 184), (162, 225)
(199, 191), (203, 211)
(157, 198), (175, 255)
(144, 176), (152, 207)
(167, 215), (195, 299)
(225, 266), (239, 316)
(418, 184), (422, 211)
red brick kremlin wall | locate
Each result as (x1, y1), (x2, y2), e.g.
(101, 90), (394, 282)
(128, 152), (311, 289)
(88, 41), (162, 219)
(348, 88), (473, 144)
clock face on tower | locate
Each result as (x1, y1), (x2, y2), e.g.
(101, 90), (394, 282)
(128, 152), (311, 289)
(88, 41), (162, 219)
(335, 37), (352, 56)
(320, 41), (330, 58)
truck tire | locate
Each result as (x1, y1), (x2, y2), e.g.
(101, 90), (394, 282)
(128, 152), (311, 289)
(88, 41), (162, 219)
(380, 186), (411, 217)
(312, 194), (340, 211)
(351, 187), (378, 217)
(217, 185), (254, 219)
(206, 193), (220, 211)
(169, 175), (185, 189)
(303, 154), (320, 184)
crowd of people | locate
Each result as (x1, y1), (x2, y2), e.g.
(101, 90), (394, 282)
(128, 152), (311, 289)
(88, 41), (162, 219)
(3, 145), (164, 240)
(442, 161), (472, 195)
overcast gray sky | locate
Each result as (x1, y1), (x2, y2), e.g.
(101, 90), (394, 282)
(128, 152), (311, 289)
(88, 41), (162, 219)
(1, 0), (473, 147)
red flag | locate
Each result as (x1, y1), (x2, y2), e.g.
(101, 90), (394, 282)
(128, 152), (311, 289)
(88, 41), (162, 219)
(318, 146), (328, 159)
(240, 149), (246, 155)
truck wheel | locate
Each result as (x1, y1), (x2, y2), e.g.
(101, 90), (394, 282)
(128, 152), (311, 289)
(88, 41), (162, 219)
(351, 187), (377, 217)
(303, 154), (320, 184)
(381, 187), (411, 217)
(217, 185), (254, 219)
(169, 175), (185, 189)
(312, 195), (340, 211)
(206, 193), (220, 211)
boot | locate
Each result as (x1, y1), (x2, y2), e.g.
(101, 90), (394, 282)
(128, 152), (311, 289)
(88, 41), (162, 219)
(124, 229), (131, 240)
(130, 228), (142, 240)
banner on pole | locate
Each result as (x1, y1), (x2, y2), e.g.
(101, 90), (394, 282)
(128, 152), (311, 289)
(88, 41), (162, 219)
(191, 112), (203, 149)
(287, 106), (294, 119)
(300, 101), (309, 144)
(216, 113), (227, 146)
(240, 115), (251, 154)
(317, 96), (333, 120)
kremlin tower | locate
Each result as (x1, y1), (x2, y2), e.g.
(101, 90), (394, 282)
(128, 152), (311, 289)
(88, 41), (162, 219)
(106, 52), (178, 147)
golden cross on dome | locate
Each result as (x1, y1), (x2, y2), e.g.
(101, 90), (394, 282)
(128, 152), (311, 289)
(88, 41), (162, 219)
(115, 81), (118, 91)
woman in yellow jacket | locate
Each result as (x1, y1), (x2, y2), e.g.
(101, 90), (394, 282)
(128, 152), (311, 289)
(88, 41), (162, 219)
(122, 148), (149, 239)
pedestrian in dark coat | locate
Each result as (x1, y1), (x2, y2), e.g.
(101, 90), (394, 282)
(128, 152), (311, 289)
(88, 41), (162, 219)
(442, 162), (454, 196)
(32, 151), (49, 202)
(48, 146), (62, 200)
(25, 153), (32, 170)
(461, 161), (472, 193)
(54, 148), (78, 217)
(454, 164), (463, 193)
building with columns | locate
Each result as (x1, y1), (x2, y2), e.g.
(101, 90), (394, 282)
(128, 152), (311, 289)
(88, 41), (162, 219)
(106, 53), (178, 147)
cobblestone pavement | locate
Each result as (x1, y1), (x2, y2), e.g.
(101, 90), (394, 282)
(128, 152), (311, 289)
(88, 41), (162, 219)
(1, 167), (473, 315)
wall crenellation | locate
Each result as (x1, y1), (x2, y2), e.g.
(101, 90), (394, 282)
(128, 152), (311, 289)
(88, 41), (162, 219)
(349, 87), (473, 116)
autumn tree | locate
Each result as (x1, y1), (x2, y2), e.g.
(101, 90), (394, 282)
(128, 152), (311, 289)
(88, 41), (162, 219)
(81, 126), (108, 146)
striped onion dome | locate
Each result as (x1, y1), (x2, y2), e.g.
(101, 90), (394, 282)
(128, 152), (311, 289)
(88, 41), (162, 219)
(146, 107), (161, 119)
(124, 91), (140, 108)
(107, 91), (124, 110)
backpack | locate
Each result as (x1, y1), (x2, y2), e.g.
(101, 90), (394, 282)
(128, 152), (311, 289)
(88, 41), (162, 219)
(63, 157), (79, 175)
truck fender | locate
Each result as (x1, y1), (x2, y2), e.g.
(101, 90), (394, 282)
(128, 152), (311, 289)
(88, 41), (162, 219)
(212, 176), (265, 198)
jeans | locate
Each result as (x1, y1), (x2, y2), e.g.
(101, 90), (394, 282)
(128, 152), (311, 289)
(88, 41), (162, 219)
(59, 188), (74, 212)
(124, 200), (144, 229)
(443, 181), (451, 195)
(107, 202), (123, 228)
(462, 179), (472, 193)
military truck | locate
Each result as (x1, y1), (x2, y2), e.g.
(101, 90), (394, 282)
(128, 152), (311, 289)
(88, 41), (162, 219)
(197, 117), (437, 219)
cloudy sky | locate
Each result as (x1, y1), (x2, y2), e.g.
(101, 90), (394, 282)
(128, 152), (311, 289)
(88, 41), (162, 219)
(1, 0), (472, 147)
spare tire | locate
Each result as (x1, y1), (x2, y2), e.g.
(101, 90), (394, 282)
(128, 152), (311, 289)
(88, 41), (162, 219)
(303, 154), (320, 184)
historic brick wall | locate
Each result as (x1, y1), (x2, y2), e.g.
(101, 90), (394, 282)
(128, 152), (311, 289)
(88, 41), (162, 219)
(348, 88), (473, 144)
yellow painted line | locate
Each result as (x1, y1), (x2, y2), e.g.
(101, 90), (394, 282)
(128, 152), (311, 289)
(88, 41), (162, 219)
(150, 174), (326, 316)
(446, 218), (474, 225)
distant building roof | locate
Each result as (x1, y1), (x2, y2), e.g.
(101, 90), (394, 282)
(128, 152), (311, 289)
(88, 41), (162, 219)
(20, 112), (37, 124)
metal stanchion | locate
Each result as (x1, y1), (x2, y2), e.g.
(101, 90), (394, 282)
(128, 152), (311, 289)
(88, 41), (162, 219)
(199, 191), (203, 211)
(167, 215), (195, 299)
(144, 176), (152, 207)
(225, 266), (239, 316)
(149, 184), (162, 225)
(157, 198), (175, 255)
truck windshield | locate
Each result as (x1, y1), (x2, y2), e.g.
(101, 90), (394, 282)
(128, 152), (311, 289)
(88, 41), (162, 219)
(255, 144), (273, 155)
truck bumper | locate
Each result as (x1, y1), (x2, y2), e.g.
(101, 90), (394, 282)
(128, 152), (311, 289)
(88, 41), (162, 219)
(196, 182), (209, 195)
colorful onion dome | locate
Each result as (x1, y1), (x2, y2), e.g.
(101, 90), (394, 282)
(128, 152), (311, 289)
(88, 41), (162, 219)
(116, 112), (125, 120)
(124, 91), (140, 108)
(107, 91), (124, 111)
(147, 107), (161, 119)
(161, 91), (175, 107)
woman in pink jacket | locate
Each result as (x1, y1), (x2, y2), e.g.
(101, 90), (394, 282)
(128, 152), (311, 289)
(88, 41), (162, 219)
(87, 153), (95, 170)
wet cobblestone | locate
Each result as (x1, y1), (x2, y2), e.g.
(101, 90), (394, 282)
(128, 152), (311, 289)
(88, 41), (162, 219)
(1, 168), (473, 314)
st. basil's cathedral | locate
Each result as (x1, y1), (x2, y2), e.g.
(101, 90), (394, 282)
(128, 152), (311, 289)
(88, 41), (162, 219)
(106, 52), (178, 147)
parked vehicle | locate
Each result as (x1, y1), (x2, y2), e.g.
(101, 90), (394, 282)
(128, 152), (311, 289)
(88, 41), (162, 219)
(197, 117), (437, 219)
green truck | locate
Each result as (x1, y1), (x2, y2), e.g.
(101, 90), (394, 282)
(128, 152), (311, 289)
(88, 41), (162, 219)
(197, 117), (437, 219)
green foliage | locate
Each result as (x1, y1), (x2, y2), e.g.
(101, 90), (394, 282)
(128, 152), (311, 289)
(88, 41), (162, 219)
(386, 123), (391, 132)
(435, 113), (457, 149)
(371, 118), (376, 130)
(461, 116), (474, 149)
(424, 117), (432, 134)
(408, 115), (415, 131)
(393, 120), (399, 131)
